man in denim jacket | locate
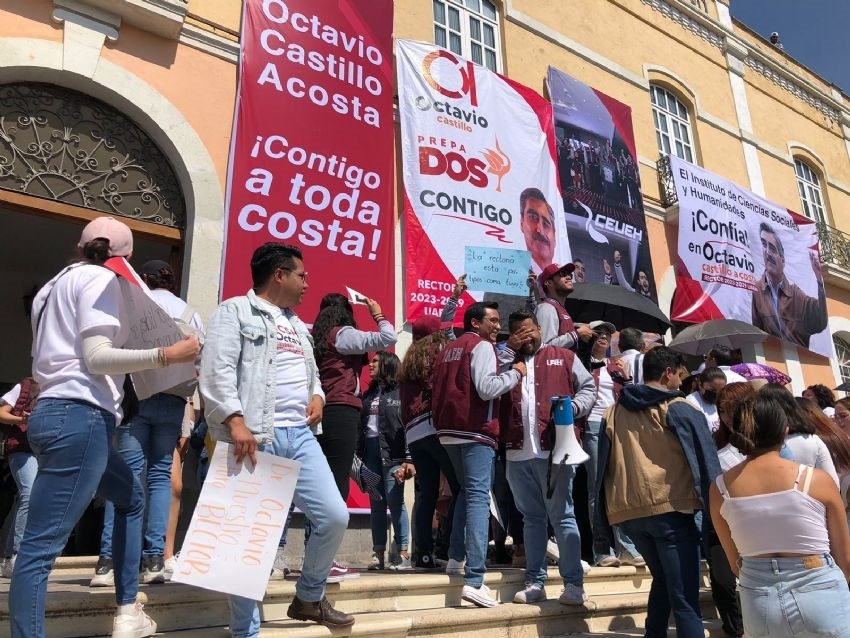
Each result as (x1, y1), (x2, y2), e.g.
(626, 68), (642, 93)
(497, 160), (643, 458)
(200, 243), (352, 635)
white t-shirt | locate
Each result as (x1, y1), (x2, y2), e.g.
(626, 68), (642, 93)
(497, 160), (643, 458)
(31, 264), (129, 419)
(589, 361), (616, 423)
(507, 353), (544, 462)
(685, 391), (720, 433)
(1, 384), (21, 407)
(271, 310), (309, 428)
(149, 288), (205, 332)
(366, 392), (381, 438)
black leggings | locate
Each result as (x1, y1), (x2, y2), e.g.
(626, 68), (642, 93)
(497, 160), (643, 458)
(316, 404), (360, 500)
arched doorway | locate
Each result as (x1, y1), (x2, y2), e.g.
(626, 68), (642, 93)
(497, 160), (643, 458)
(0, 81), (187, 387)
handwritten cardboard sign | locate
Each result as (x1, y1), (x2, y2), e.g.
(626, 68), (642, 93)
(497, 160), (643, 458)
(464, 247), (532, 296)
(105, 258), (197, 400)
(172, 443), (301, 601)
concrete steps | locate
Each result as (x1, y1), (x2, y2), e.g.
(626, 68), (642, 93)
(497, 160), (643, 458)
(0, 557), (719, 637)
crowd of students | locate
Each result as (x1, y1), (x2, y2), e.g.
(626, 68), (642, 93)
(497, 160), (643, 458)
(3, 217), (850, 638)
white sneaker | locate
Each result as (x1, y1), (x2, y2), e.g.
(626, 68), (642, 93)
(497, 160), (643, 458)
(581, 559), (591, 574)
(111, 603), (156, 638)
(513, 583), (547, 603)
(390, 552), (412, 570)
(619, 554), (646, 567)
(545, 540), (560, 562)
(461, 583), (499, 607)
(446, 557), (466, 575)
(0, 555), (15, 579)
(270, 549), (291, 580)
(596, 555), (621, 568)
(163, 555), (177, 582)
(558, 583), (587, 606)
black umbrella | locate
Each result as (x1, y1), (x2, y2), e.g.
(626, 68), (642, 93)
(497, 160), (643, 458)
(563, 283), (671, 334)
(668, 319), (768, 356)
(836, 381), (850, 392)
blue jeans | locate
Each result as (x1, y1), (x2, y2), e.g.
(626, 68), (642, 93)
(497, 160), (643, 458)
(228, 425), (348, 638)
(4, 452), (38, 556)
(9, 399), (145, 638)
(444, 442), (495, 587)
(99, 393), (184, 560)
(409, 435), (458, 557)
(583, 420), (640, 562)
(619, 511), (704, 638)
(507, 457), (583, 587)
(738, 554), (850, 637)
(364, 437), (409, 552)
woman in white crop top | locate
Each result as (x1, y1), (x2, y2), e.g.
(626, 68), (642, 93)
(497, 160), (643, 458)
(9, 218), (200, 638)
(709, 386), (850, 638)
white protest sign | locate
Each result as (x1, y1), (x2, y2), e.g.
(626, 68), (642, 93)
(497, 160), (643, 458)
(172, 443), (301, 601)
(346, 286), (368, 305)
(105, 258), (197, 400)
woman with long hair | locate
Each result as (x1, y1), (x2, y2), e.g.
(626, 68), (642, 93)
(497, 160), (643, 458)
(359, 351), (412, 569)
(795, 397), (850, 475)
(714, 382), (755, 471)
(9, 217), (199, 638)
(397, 279), (465, 569)
(312, 292), (397, 576)
(710, 387), (850, 637)
(758, 384), (841, 486)
(834, 397), (850, 436)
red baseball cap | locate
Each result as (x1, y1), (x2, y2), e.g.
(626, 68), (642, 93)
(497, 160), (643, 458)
(538, 263), (575, 289)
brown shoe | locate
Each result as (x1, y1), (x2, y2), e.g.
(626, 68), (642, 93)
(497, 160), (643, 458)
(287, 595), (355, 627)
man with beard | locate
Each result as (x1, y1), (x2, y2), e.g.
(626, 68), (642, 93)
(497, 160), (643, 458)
(501, 310), (596, 606)
(751, 222), (826, 348)
(431, 301), (527, 608)
(685, 367), (726, 434)
(536, 263), (593, 349)
(519, 187), (557, 273)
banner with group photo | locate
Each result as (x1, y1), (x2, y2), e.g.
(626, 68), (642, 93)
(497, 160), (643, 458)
(670, 156), (831, 357)
(397, 39), (568, 321)
(220, 0), (395, 323)
(546, 67), (658, 303)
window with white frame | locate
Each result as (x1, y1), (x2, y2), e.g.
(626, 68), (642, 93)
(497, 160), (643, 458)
(834, 335), (850, 388)
(433, 0), (501, 72)
(794, 158), (827, 224)
(650, 85), (695, 163)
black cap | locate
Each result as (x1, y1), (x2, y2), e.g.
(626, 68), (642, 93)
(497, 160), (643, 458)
(141, 259), (173, 276)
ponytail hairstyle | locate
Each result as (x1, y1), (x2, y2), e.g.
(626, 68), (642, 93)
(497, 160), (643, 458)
(730, 388), (790, 455)
(80, 238), (111, 265)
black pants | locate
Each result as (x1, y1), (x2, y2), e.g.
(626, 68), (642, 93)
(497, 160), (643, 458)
(705, 528), (744, 637)
(409, 435), (459, 556)
(316, 404), (360, 500)
(491, 452), (524, 546)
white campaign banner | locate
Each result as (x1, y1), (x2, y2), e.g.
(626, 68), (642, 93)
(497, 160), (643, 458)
(172, 443), (300, 601)
(397, 39), (568, 320)
(671, 156), (831, 357)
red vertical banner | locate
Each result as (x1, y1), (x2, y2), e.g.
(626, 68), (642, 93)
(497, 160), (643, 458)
(221, 0), (395, 324)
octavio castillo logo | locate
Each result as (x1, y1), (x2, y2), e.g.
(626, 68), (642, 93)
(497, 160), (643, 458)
(422, 49), (477, 106)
